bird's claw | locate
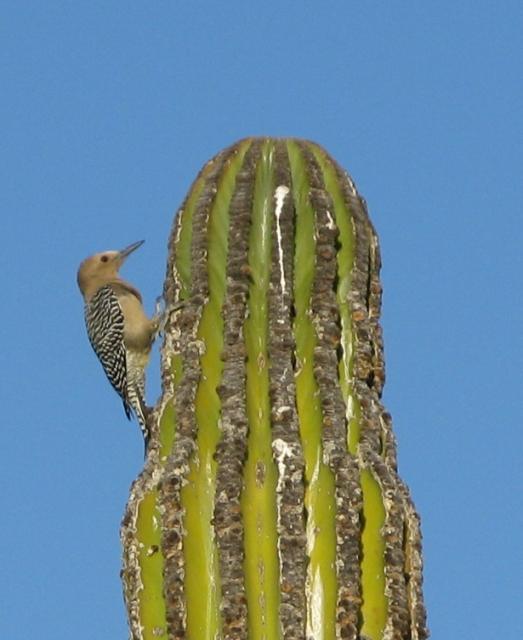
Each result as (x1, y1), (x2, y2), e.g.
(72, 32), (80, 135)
(152, 295), (187, 339)
(153, 295), (167, 338)
(154, 294), (165, 317)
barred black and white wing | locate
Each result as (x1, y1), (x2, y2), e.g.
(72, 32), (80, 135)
(84, 285), (133, 420)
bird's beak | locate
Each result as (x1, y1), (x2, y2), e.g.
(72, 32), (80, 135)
(119, 240), (145, 262)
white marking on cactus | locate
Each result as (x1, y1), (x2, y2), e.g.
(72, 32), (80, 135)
(273, 435), (296, 604)
(274, 185), (289, 301)
(345, 171), (357, 195)
(272, 437), (294, 494)
(308, 565), (325, 640)
(325, 208), (335, 230)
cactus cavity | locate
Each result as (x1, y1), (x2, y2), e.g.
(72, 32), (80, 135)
(120, 138), (428, 640)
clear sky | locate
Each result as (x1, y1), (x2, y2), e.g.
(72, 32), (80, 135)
(2, 2), (522, 638)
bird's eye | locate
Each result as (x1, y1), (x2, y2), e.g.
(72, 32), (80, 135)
(101, 255), (109, 263)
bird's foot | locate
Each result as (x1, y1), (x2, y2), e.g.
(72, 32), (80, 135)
(152, 295), (167, 338)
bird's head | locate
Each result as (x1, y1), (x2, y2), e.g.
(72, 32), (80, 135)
(77, 240), (144, 299)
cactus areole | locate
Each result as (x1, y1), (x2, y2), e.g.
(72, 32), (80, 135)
(120, 138), (428, 640)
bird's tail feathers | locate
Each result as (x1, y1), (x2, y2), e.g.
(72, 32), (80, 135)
(125, 385), (150, 450)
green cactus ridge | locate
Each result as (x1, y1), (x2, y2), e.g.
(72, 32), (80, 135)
(120, 138), (427, 640)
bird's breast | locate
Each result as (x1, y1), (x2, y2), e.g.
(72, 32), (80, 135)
(118, 294), (154, 351)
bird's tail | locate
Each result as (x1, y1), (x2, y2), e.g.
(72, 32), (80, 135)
(134, 394), (149, 435)
(124, 349), (151, 450)
(129, 389), (150, 453)
(125, 360), (150, 452)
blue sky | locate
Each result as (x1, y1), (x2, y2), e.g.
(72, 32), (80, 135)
(2, 2), (522, 638)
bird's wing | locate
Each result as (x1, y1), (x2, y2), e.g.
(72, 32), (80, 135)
(84, 285), (132, 420)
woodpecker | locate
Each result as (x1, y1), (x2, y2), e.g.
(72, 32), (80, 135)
(77, 240), (159, 448)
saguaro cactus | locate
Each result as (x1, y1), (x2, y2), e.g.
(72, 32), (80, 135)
(120, 138), (428, 640)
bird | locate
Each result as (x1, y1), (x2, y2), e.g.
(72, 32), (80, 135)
(77, 240), (160, 449)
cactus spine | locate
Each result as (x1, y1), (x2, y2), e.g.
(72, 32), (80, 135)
(121, 138), (428, 640)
